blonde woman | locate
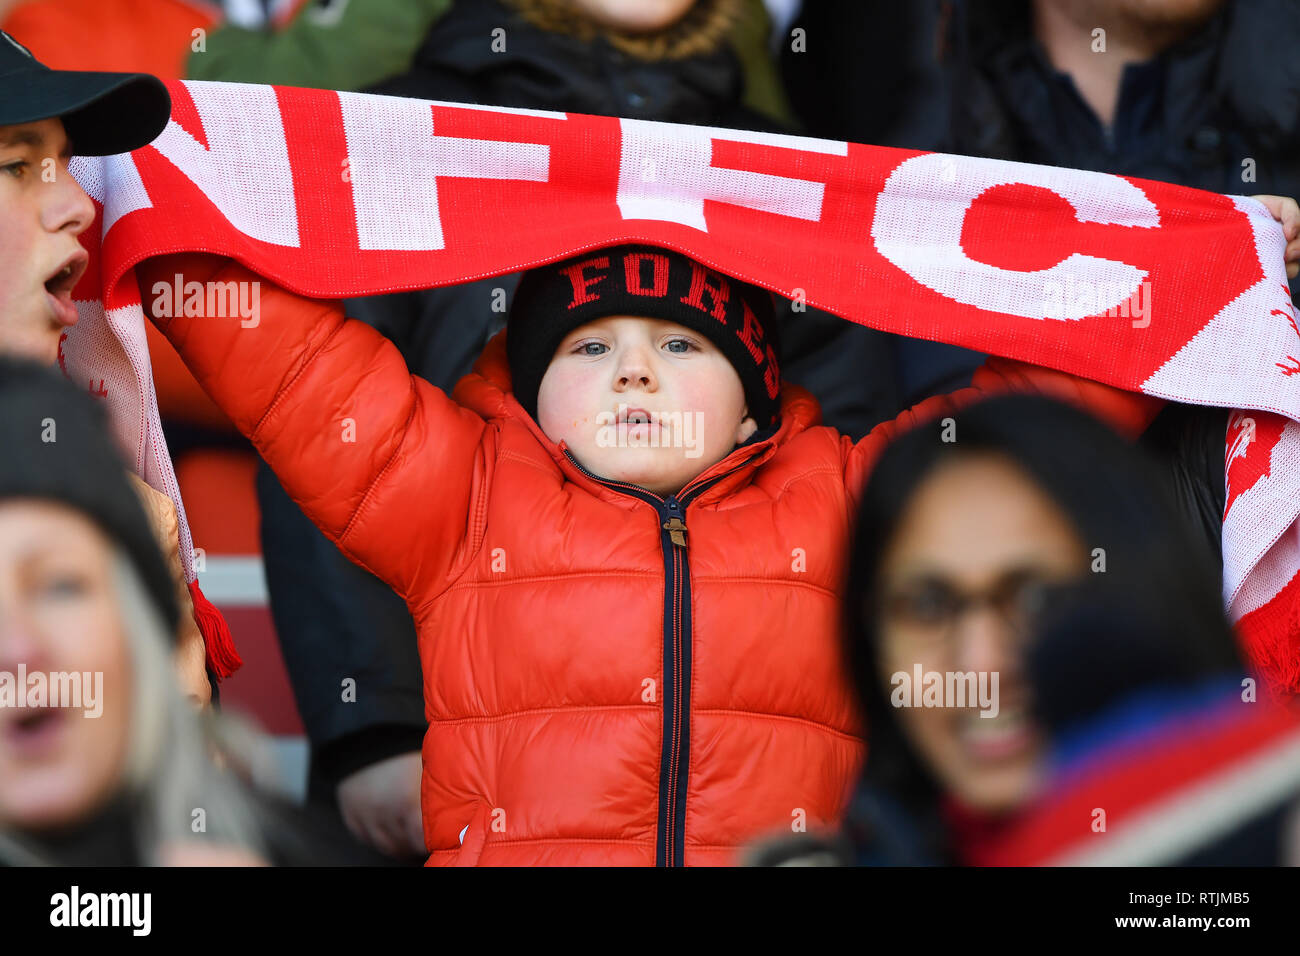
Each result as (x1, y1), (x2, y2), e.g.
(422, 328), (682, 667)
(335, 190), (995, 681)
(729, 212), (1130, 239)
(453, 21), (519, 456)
(0, 358), (376, 866)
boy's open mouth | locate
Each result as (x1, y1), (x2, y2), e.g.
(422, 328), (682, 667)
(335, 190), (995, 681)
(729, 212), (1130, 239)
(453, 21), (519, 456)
(616, 406), (654, 426)
(43, 251), (89, 327)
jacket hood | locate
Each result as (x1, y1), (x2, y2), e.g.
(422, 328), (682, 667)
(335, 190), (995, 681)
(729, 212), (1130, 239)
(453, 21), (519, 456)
(452, 328), (824, 496)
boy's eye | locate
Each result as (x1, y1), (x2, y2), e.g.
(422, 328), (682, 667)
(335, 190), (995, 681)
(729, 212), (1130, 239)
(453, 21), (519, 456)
(664, 338), (695, 354)
(574, 341), (607, 356)
(1, 161), (29, 180)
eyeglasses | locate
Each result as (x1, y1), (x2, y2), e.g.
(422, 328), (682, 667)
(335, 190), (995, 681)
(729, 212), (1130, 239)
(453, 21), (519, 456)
(877, 572), (1079, 645)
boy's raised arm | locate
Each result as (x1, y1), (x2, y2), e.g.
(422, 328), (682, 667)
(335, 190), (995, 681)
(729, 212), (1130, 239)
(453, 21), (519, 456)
(137, 253), (487, 605)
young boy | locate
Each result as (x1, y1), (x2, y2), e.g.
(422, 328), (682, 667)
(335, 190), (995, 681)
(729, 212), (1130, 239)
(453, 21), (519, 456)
(0, 29), (223, 707)
(137, 242), (1167, 865)
(0, 28), (171, 363)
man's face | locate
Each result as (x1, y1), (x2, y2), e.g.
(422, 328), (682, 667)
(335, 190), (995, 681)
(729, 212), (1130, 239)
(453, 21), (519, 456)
(537, 315), (758, 496)
(1103, 0), (1224, 24)
(1046, 0), (1225, 34)
(0, 118), (94, 365)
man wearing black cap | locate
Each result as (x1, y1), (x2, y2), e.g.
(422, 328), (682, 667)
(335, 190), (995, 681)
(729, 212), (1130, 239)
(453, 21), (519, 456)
(0, 30), (225, 708)
(0, 28), (171, 364)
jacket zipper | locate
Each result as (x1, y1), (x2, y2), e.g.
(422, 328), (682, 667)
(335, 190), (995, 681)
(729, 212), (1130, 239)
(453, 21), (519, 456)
(561, 447), (763, 866)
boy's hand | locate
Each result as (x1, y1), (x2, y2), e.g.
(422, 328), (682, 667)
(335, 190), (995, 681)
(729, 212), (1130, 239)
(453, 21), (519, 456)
(1250, 195), (1300, 280)
(337, 751), (426, 859)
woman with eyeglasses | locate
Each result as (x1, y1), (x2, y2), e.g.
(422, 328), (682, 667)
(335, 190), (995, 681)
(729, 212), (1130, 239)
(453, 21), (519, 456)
(750, 394), (1300, 866)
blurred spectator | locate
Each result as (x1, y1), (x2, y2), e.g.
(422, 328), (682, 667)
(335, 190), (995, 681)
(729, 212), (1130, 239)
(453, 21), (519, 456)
(749, 394), (1300, 865)
(782, 0), (1300, 401)
(786, 0), (1299, 198)
(0, 359), (380, 866)
(185, 0), (796, 121)
(185, 0), (452, 91)
(1, 0), (218, 77)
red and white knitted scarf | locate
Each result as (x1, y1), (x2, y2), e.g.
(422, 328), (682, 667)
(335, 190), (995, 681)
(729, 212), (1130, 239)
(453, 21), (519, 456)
(62, 81), (1300, 693)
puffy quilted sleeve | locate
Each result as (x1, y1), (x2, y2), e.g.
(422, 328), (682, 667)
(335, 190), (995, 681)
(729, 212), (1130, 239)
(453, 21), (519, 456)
(137, 253), (487, 605)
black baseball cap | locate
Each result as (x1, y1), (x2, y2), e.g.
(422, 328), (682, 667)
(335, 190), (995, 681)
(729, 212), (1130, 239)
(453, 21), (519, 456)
(0, 29), (171, 156)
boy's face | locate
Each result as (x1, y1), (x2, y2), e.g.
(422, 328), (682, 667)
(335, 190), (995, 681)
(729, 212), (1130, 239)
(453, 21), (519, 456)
(537, 315), (759, 496)
(0, 118), (94, 365)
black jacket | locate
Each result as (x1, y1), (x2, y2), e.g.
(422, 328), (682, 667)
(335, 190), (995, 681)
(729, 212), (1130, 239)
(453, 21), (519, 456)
(785, 0), (1300, 200)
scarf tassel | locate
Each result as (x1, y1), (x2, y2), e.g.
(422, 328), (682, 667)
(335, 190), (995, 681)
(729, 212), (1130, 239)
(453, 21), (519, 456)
(1236, 591), (1300, 699)
(188, 578), (243, 680)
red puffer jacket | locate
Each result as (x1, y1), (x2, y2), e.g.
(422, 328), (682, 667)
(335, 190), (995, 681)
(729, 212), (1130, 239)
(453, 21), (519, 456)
(142, 255), (1161, 865)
